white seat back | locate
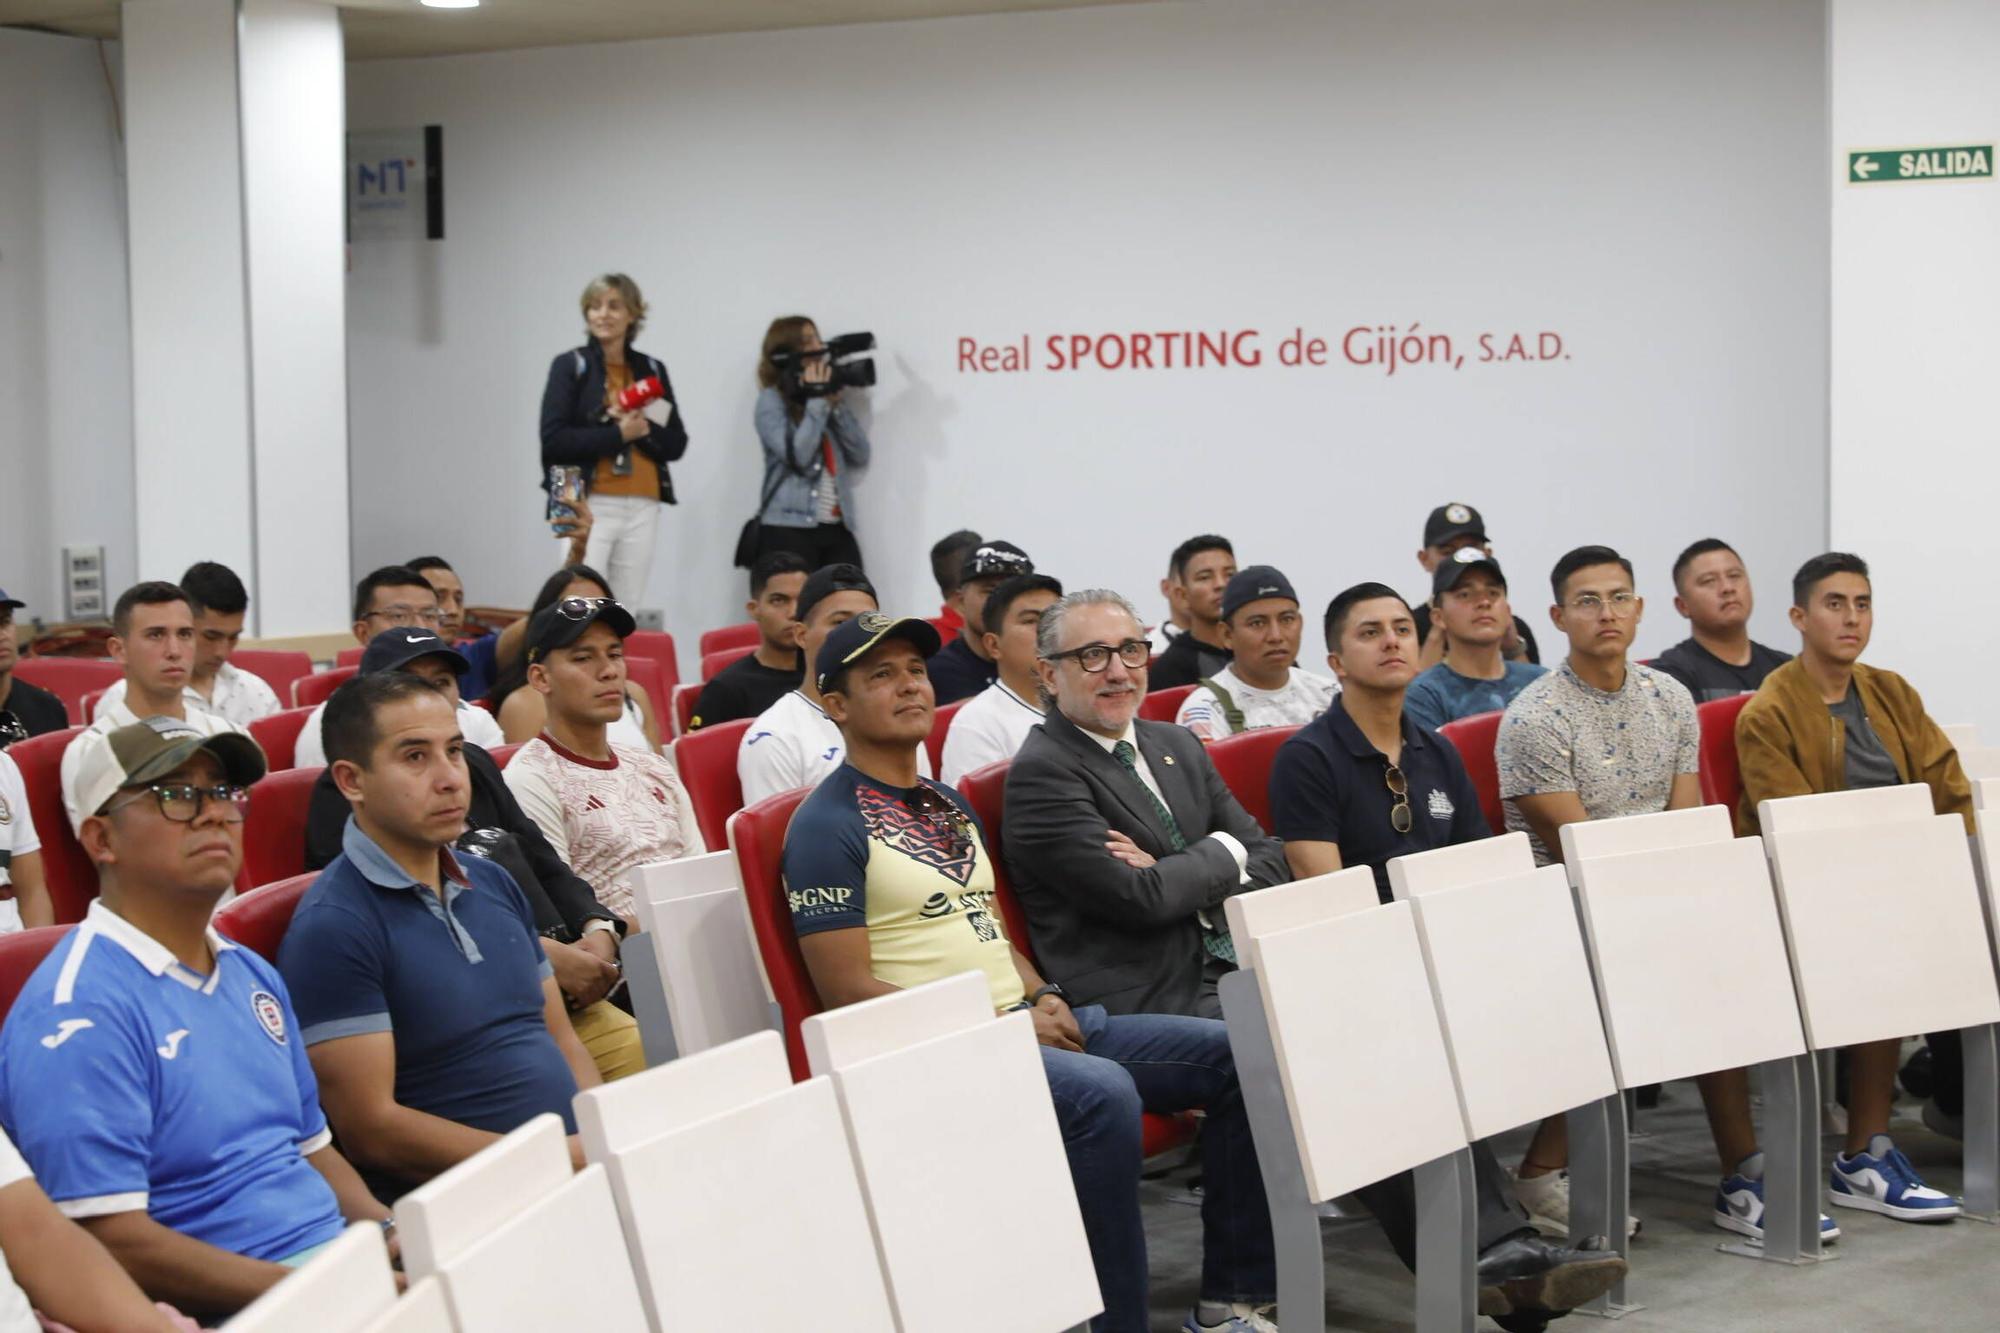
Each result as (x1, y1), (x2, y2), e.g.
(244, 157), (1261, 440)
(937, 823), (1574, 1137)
(396, 1114), (572, 1281)
(430, 1166), (649, 1331)
(224, 1224), (398, 1332)
(1238, 893), (1467, 1202)
(801, 969), (991, 1076)
(828, 1010), (1101, 1331)
(1971, 779), (2000, 963)
(1557, 803), (1731, 867)
(357, 1281), (455, 1333)
(575, 1029), (791, 1162)
(1407, 867), (1617, 1139)
(1387, 830), (1536, 901)
(1222, 866), (1377, 968)
(1957, 746), (2000, 781)
(1756, 783), (1932, 835)
(631, 850), (741, 925)
(635, 868), (774, 1055)
(1764, 807), (2000, 1048)
(1569, 833), (1806, 1086)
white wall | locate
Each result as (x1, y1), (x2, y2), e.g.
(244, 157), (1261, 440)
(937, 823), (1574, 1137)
(0, 29), (133, 624)
(347, 0), (1826, 657)
(1831, 0), (2000, 737)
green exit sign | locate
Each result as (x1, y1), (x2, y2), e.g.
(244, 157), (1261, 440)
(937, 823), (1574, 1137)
(1848, 145), (1992, 184)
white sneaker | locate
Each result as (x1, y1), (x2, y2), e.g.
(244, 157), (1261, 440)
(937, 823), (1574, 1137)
(1184, 1302), (1278, 1332)
(1511, 1166), (1640, 1240)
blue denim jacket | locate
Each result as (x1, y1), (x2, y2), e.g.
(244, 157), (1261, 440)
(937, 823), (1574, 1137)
(754, 386), (871, 528)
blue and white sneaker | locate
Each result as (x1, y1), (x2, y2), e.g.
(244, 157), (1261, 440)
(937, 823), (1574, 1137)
(1714, 1152), (1840, 1243)
(1830, 1135), (1961, 1222)
(1184, 1302), (1278, 1332)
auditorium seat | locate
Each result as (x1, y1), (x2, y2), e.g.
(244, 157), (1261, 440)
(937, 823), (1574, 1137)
(619, 652), (671, 741)
(726, 788), (819, 1079)
(1696, 692), (1753, 813)
(624, 629), (681, 692)
(214, 871), (316, 961)
(925, 696), (966, 773)
(79, 688), (108, 723)
(336, 647), (362, 668)
(487, 742), (523, 769)
(229, 649), (314, 708)
(242, 767), (324, 887)
(7, 726), (95, 923)
(247, 706), (315, 772)
(670, 682), (700, 736)
(700, 644), (755, 681)
(1437, 709), (1505, 835)
(1138, 683), (1195, 723)
(673, 716), (751, 852)
(698, 622), (760, 657)
(223, 1223), (408, 1333)
(294, 666), (358, 708)
(11, 657), (119, 723)
(1206, 724), (1300, 834)
(0, 926), (71, 1020)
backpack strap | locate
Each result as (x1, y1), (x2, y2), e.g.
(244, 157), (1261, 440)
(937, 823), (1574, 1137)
(1197, 676), (1247, 735)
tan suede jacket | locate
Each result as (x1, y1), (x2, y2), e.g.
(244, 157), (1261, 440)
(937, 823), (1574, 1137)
(1733, 657), (1972, 836)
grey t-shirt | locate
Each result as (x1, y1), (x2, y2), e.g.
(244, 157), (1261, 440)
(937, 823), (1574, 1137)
(1830, 687), (1900, 791)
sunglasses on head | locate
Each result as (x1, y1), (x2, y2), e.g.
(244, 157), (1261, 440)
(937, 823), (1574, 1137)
(554, 596), (620, 620)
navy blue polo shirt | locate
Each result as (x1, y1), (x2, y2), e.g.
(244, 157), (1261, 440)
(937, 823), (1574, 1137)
(278, 819), (577, 1143)
(1269, 695), (1490, 903)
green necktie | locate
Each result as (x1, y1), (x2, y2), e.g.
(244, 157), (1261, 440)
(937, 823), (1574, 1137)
(1112, 740), (1236, 965)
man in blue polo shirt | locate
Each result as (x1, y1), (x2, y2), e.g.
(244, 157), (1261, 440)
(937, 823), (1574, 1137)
(280, 672), (600, 1200)
(0, 718), (388, 1316)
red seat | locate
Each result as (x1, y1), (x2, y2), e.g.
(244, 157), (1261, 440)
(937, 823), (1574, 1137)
(1138, 684), (1195, 723)
(335, 647), (362, 667)
(700, 644), (755, 682)
(624, 631), (681, 693)
(1205, 725), (1301, 835)
(229, 650), (314, 707)
(79, 688), (108, 724)
(727, 788), (819, 1078)
(620, 654), (672, 744)
(0, 926), (73, 1022)
(698, 623), (760, 657)
(673, 717), (752, 852)
(1697, 692), (1754, 815)
(488, 742), (524, 769)
(7, 727), (96, 923)
(671, 683), (702, 737)
(926, 698), (967, 774)
(12, 658), (120, 724)
(242, 767), (324, 888)
(1437, 710), (1506, 836)
(292, 666), (357, 709)
(214, 872), (316, 962)
(247, 706), (315, 772)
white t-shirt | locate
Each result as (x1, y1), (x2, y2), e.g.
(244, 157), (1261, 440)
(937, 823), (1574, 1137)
(940, 681), (1045, 787)
(1174, 665), (1338, 742)
(738, 690), (931, 807)
(95, 661), (281, 729)
(0, 1127), (41, 1333)
(59, 699), (250, 834)
(294, 696), (505, 770)
(0, 753), (38, 936)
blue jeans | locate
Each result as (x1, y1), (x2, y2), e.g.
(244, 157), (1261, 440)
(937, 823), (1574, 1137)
(1041, 1005), (1275, 1333)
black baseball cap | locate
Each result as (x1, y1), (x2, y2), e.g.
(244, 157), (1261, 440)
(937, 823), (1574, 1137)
(815, 612), (942, 694)
(1221, 566), (1299, 623)
(1423, 502), (1488, 549)
(0, 589), (21, 612)
(959, 540), (1034, 583)
(359, 626), (470, 678)
(796, 564), (877, 625)
(525, 597), (637, 664)
(1431, 546), (1506, 597)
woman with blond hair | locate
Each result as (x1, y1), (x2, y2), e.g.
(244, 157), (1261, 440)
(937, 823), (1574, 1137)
(752, 314), (870, 570)
(539, 273), (689, 603)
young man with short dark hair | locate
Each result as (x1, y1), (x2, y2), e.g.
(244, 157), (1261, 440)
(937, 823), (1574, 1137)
(0, 748), (50, 932)
(0, 590), (67, 746)
(1735, 552), (1966, 1224)
(62, 583), (248, 834)
(1148, 536), (1237, 689)
(1411, 503), (1539, 669)
(280, 673), (601, 1201)
(1652, 539), (1791, 703)
(96, 563), (281, 728)
(938, 572), (1062, 785)
(927, 540), (1036, 705)
(927, 528), (982, 636)
(1173, 566), (1335, 741)
(406, 555), (499, 702)
(688, 551), (808, 729)
(0, 718), (388, 1316)
(1403, 549), (1547, 732)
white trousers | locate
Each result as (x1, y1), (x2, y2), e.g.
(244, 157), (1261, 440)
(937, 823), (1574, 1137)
(580, 493), (660, 605)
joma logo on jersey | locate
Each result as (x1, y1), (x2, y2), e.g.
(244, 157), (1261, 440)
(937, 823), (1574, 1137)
(788, 886), (853, 912)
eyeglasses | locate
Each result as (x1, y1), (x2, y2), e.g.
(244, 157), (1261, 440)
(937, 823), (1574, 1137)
(1384, 764), (1413, 834)
(554, 596), (621, 620)
(107, 783), (249, 824)
(1564, 591), (1638, 617)
(1045, 639), (1152, 674)
(907, 785), (974, 858)
(365, 604), (443, 627)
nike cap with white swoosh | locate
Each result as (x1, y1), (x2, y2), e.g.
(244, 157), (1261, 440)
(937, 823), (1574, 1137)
(359, 625), (472, 678)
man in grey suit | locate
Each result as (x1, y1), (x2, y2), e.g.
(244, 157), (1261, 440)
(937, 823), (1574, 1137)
(1004, 591), (1284, 1020)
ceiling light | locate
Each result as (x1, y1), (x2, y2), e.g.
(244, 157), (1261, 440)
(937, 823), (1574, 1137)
(421, 0), (480, 9)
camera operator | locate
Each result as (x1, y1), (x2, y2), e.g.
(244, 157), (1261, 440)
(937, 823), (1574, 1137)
(753, 316), (872, 570)
(539, 273), (689, 606)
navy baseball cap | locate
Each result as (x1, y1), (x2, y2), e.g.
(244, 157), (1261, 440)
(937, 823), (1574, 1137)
(0, 589), (22, 611)
(1423, 502), (1488, 549)
(959, 540), (1034, 583)
(525, 597), (637, 664)
(1221, 566), (1299, 623)
(815, 612), (942, 694)
(795, 564), (877, 626)
(360, 626), (471, 677)
(1431, 545), (1506, 597)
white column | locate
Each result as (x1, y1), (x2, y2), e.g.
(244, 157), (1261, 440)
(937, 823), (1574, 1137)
(121, 0), (350, 637)
(1830, 0), (2000, 736)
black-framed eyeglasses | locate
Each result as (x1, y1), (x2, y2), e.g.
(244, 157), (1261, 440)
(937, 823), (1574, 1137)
(1384, 764), (1413, 835)
(1045, 639), (1152, 674)
(107, 783), (250, 824)
(907, 785), (974, 858)
(364, 604), (443, 627)
(555, 596), (621, 620)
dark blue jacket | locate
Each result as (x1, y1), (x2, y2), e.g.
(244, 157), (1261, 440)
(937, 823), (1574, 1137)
(539, 338), (690, 504)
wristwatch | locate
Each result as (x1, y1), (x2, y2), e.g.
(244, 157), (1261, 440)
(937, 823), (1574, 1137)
(1030, 983), (1066, 1006)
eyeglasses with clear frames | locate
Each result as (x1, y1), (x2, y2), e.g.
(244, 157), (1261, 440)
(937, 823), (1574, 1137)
(107, 783), (250, 824)
(1045, 639), (1153, 674)
(1565, 591), (1638, 617)
(365, 604), (443, 628)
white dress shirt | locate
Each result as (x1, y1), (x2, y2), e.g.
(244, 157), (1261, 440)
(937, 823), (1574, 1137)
(95, 661), (282, 730)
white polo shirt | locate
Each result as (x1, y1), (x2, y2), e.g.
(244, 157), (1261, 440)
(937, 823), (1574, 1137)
(738, 690), (931, 807)
(940, 680), (1045, 787)
(95, 661), (281, 729)
(0, 754), (38, 936)
(294, 696), (505, 770)
(59, 699), (249, 835)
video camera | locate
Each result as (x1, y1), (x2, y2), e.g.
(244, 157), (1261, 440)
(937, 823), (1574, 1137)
(771, 331), (877, 399)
